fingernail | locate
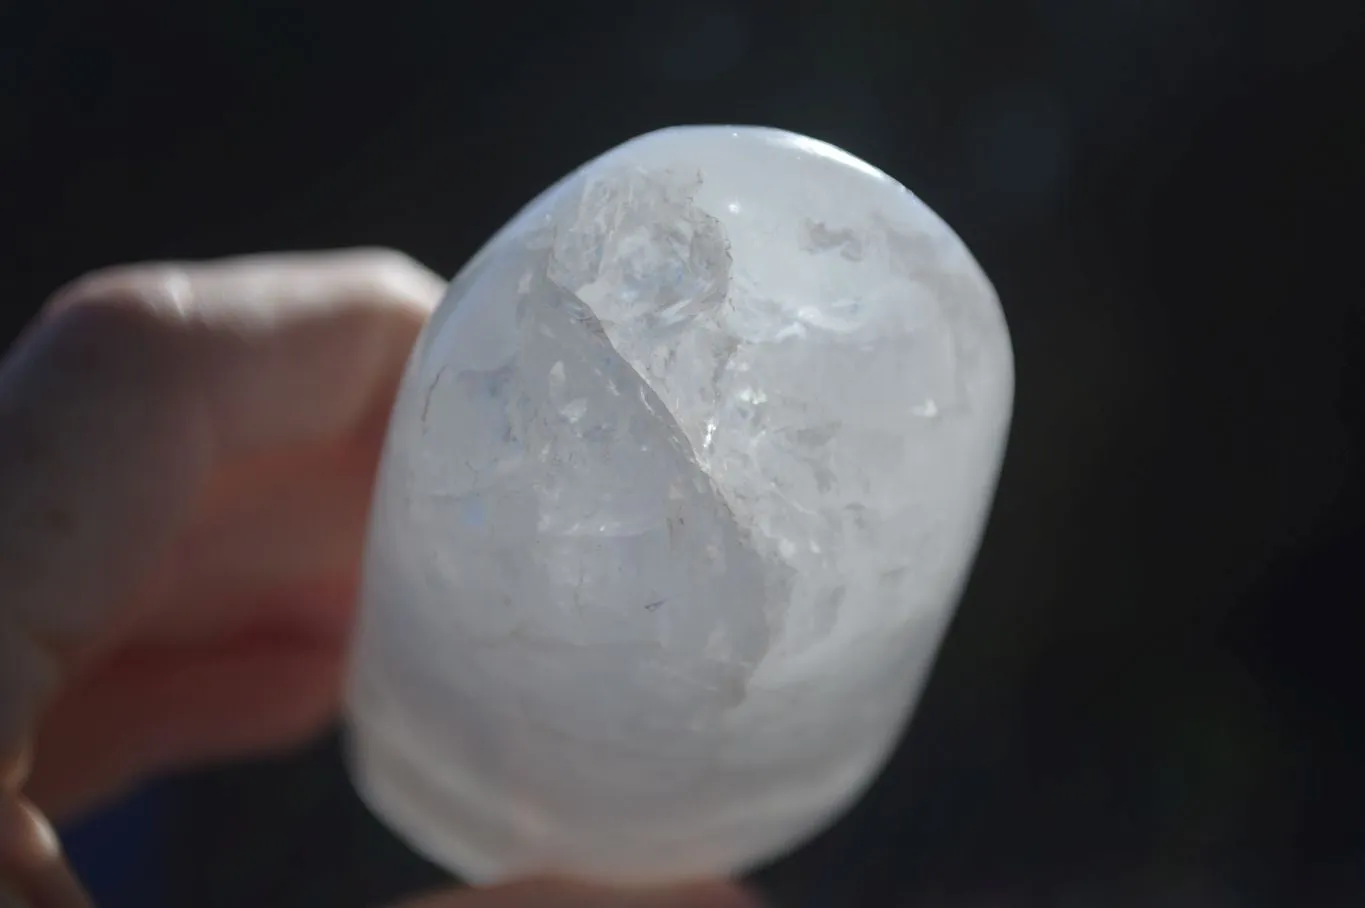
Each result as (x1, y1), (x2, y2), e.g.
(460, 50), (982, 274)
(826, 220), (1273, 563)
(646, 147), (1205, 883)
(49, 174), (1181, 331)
(0, 801), (57, 863)
(0, 798), (91, 908)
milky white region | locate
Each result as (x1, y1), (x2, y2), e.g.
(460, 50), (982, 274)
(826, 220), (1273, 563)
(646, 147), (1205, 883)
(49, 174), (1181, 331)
(345, 126), (1014, 882)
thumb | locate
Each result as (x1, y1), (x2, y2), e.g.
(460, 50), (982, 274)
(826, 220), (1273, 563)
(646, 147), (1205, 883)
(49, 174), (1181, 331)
(396, 877), (763, 908)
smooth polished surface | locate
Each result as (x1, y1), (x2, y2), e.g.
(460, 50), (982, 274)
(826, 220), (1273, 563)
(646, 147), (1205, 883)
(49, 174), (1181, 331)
(345, 126), (1014, 882)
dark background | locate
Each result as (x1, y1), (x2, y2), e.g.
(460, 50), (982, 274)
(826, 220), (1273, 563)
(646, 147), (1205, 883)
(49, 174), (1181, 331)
(3, 1), (1363, 906)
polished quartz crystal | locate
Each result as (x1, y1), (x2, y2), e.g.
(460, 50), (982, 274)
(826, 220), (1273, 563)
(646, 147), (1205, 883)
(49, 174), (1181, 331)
(345, 126), (1014, 882)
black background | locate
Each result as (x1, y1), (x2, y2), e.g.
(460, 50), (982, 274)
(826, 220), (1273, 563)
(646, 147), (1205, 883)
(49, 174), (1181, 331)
(3, 1), (1363, 906)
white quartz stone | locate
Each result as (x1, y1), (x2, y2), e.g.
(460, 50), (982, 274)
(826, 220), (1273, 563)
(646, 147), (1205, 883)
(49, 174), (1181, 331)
(344, 126), (1013, 883)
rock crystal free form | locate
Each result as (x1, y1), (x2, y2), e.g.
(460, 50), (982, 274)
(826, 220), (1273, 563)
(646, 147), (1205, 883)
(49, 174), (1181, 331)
(345, 126), (1014, 882)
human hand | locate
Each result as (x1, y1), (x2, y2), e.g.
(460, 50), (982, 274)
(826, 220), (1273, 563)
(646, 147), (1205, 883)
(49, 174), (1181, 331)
(0, 250), (757, 908)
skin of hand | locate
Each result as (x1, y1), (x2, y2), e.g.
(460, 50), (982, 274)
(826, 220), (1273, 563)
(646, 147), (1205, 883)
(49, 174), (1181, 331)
(0, 250), (759, 908)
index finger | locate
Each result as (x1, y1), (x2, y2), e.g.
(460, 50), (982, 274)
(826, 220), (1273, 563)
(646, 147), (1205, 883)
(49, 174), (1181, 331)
(0, 248), (444, 759)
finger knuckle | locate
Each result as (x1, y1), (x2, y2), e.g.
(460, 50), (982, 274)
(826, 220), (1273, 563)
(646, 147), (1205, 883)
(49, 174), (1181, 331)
(41, 287), (180, 371)
(32, 271), (200, 426)
(47, 263), (193, 319)
(348, 247), (444, 307)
